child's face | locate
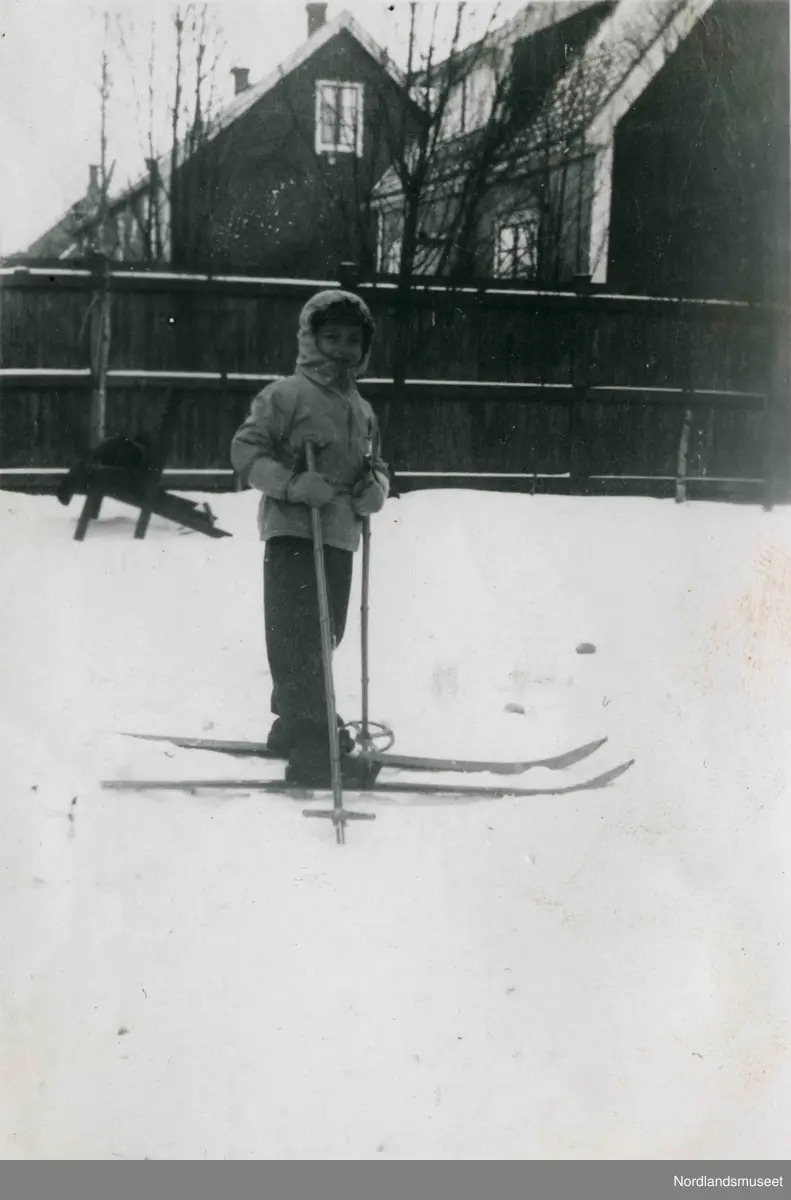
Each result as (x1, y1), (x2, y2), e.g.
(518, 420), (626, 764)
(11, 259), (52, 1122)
(315, 321), (365, 368)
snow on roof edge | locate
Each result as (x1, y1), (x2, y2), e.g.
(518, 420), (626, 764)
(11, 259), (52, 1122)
(372, 0), (714, 203)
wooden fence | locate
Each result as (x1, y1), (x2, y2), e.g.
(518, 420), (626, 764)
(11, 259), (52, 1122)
(0, 258), (787, 504)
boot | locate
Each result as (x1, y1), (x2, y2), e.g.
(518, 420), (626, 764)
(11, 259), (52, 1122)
(336, 716), (355, 756)
(285, 741), (377, 788)
(266, 717), (296, 757)
(269, 716), (353, 758)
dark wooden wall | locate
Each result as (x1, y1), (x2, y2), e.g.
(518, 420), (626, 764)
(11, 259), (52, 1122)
(609, 0), (791, 304)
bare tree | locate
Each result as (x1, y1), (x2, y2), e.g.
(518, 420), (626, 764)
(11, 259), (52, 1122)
(169, 7), (186, 260)
(97, 12), (113, 254)
(87, 11), (115, 444)
(353, 2), (520, 414)
(83, 4), (226, 266)
(157, 3), (227, 265)
(115, 13), (162, 259)
(370, 3), (618, 286)
(145, 15), (164, 261)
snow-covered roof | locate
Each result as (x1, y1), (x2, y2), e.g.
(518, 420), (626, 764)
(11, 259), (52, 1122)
(373, 0), (713, 204)
(582, 0), (717, 139)
(453, 0), (611, 62)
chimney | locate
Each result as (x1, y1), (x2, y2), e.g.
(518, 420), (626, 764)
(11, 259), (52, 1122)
(231, 66), (250, 95)
(307, 3), (327, 38)
(88, 164), (100, 195)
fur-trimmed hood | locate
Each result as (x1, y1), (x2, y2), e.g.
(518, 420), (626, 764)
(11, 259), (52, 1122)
(295, 289), (376, 390)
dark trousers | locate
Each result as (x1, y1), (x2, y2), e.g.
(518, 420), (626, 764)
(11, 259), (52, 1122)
(264, 536), (353, 747)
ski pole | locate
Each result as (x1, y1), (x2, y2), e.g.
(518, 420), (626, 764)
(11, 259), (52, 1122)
(360, 515), (372, 752)
(359, 437), (374, 752)
(304, 441), (345, 843)
(354, 443), (394, 756)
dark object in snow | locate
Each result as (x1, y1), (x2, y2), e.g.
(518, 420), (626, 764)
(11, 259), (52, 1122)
(504, 702), (526, 715)
(57, 432), (155, 510)
(57, 390), (231, 542)
(576, 642), (597, 655)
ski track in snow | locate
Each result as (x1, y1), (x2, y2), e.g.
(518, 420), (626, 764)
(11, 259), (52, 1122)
(1, 488), (790, 1160)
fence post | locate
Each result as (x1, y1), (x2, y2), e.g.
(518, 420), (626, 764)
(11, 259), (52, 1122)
(89, 252), (112, 446)
(338, 260), (360, 292)
(569, 273), (592, 495)
(675, 408), (692, 503)
(675, 308), (694, 504)
(763, 307), (788, 512)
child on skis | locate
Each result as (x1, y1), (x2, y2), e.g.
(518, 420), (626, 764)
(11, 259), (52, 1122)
(230, 290), (389, 786)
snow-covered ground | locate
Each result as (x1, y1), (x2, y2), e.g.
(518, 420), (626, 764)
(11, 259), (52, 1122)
(1, 485), (790, 1160)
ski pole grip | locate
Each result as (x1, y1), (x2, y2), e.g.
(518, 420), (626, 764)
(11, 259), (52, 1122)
(305, 441), (317, 473)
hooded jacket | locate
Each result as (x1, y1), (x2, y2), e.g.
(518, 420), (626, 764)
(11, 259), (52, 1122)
(230, 290), (389, 552)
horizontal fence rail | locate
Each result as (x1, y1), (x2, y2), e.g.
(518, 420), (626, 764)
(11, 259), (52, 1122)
(0, 259), (787, 505)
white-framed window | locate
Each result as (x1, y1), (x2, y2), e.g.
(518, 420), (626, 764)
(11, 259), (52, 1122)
(376, 208), (403, 274)
(493, 211), (540, 279)
(441, 61), (498, 139)
(315, 80), (364, 156)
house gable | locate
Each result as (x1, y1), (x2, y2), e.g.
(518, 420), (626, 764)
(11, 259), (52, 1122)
(607, 0), (790, 300)
(374, 0), (763, 286)
(198, 9), (404, 152)
(170, 26), (421, 273)
(577, 0), (719, 279)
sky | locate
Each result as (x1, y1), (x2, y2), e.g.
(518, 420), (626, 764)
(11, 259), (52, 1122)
(0, 0), (528, 256)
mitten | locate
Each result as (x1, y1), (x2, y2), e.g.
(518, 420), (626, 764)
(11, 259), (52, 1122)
(286, 470), (335, 508)
(351, 472), (388, 516)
